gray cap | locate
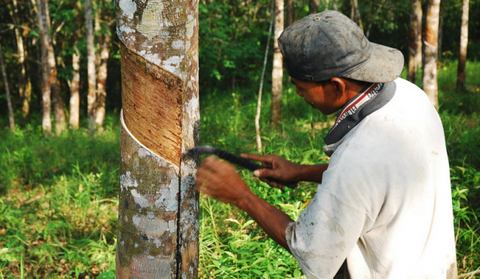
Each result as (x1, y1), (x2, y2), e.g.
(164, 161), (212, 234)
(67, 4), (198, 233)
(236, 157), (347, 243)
(278, 10), (404, 83)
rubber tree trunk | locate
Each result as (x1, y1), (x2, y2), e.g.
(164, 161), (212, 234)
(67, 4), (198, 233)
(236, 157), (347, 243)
(0, 44), (15, 131)
(68, 46), (81, 130)
(271, 0), (284, 125)
(456, 0), (469, 92)
(85, 0), (96, 134)
(309, 0), (320, 14)
(48, 44), (67, 135)
(37, 0), (52, 134)
(11, 0), (31, 119)
(423, 0), (441, 109)
(115, 0), (199, 278)
(408, 0), (423, 83)
(350, 0), (363, 31)
(94, 0), (112, 129)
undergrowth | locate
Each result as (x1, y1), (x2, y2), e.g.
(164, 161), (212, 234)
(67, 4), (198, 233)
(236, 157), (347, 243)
(0, 117), (119, 278)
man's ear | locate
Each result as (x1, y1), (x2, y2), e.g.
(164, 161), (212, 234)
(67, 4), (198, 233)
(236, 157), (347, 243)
(330, 77), (347, 99)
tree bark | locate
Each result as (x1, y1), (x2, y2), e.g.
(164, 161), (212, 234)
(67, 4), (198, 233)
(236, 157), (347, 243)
(94, 0), (111, 130)
(309, 0), (320, 14)
(39, 0), (67, 135)
(408, 0), (423, 83)
(271, 0), (284, 125)
(48, 43), (67, 135)
(85, 0), (96, 134)
(350, 0), (363, 31)
(95, 35), (109, 129)
(37, 0), (52, 134)
(11, 0), (32, 119)
(286, 0), (294, 26)
(68, 46), (81, 130)
(423, 0), (441, 109)
(0, 44), (15, 131)
(456, 0), (469, 92)
(115, 0), (199, 277)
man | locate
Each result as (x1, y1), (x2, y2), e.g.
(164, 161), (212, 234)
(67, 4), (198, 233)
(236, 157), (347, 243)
(195, 10), (457, 278)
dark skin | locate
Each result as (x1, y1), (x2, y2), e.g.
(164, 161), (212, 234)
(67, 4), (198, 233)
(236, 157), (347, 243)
(195, 77), (366, 252)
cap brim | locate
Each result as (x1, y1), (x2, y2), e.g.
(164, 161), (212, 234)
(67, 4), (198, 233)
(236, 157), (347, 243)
(343, 43), (404, 83)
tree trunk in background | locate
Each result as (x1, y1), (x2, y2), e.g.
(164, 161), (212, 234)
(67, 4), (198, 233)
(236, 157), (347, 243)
(11, 0), (32, 119)
(42, 0), (67, 135)
(408, 0), (423, 83)
(286, 0), (294, 26)
(423, 0), (441, 109)
(95, 35), (110, 128)
(37, 0), (52, 134)
(271, 0), (284, 125)
(48, 43), (67, 135)
(85, 0), (96, 134)
(69, 46), (81, 130)
(309, 0), (320, 14)
(94, 1), (111, 129)
(437, 1), (445, 58)
(350, 0), (363, 31)
(256, 2), (275, 153)
(333, 0), (338, 10)
(456, 0), (469, 92)
(115, 0), (199, 277)
(0, 45), (15, 131)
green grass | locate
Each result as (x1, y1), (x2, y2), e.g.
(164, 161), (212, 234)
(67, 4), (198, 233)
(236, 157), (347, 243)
(0, 117), (119, 278)
(1, 61), (479, 277)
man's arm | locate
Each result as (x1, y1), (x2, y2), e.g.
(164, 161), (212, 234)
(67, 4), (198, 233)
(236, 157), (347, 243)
(241, 154), (328, 186)
(195, 156), (294, 251)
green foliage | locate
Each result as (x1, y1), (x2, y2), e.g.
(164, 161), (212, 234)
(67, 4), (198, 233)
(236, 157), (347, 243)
(198, 0), (271, 91)
(0, 120), (119, 278)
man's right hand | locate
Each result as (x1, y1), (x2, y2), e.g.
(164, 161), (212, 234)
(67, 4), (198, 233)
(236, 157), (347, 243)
(240, 154), (303, 188)
(241, 154), (329, 187)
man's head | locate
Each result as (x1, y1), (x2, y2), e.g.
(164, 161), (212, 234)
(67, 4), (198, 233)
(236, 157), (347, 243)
(278, 10), (404, 83)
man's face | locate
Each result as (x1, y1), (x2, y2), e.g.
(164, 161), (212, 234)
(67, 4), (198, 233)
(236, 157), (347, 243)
(290, 77), (348, 115)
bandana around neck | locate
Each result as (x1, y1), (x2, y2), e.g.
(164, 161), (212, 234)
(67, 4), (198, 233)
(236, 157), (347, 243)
(324, 81), (396, 146)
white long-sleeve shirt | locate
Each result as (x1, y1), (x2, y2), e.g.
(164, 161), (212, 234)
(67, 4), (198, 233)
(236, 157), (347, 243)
(286, 78), (457, 279)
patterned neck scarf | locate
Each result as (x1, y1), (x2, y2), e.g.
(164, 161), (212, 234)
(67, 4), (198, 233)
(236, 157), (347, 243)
(324, 81), (396, 146)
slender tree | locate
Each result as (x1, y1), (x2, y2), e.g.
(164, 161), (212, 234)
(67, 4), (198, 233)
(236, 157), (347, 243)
(0, 44), (15, 131)
(115, 0), (199, 277)
(333, 0), (338, 10)
(456, 0), (469, 92)
(48, 41), (67, 135)
(271, 0), (284, 125)
(309, 0), (320, 14)
(85, 0), (96, 133)
(286, 0), (294, 26)
(10, 0), (32, 118)
(94, 0), (113, 129)
(37, 0), (52, 134)
(256, 1), (275, 153)
(350, 0), (363, 31)
(408, 0), (423, 83)
(423, 0), (441, 109)
(68, 45), (81, 129)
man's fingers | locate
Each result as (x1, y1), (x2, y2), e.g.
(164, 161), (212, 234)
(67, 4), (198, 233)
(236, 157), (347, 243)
(253, 168), (274, 178)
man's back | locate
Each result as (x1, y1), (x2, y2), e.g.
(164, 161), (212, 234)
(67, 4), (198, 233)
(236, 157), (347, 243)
(286, 78), (457, 278)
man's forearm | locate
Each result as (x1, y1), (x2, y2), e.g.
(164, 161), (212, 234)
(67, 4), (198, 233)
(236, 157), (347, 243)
(297, 163), (328, 183)
(235, 192), (294, 252)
